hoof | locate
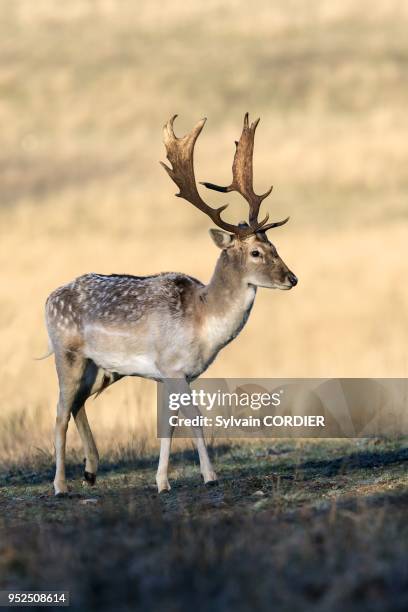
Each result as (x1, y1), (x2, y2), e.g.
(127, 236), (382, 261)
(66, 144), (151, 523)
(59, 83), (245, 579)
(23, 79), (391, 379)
(55, 491), (82, 499)
(156, 476), (171, 494)
(83, 471), (96, 485)
(158, 488), (171, 495)
(205, 480), (219, 488)
(54, 482), (68, 496)
(55, 490), (70, 498)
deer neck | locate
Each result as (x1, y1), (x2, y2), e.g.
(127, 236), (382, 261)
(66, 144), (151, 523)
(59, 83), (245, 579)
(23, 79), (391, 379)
(199, 251), (257, 352)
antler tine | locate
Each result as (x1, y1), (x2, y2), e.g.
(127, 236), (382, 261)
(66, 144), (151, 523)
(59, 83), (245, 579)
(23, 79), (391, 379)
(201, 113), (288, 233)
(261, 216), (290, 232)
(160, 115), (253, 237)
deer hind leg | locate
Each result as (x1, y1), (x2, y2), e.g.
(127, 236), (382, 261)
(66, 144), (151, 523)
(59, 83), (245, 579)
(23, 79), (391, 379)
(53, 351), (99, 495)
(72, 364), (115, 486)
(74, 406), (99, 485)
(54, 391), (71, 496)
(75, 370), (123, 485)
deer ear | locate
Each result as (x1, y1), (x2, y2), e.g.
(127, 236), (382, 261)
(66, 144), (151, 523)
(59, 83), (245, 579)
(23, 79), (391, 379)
(209, 229), (235, 249)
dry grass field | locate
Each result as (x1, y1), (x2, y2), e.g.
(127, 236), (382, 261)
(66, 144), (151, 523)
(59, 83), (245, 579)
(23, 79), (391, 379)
(1, 439), (407, 611)
(0, 2), (407, 610)
(0, 0), (407, 461)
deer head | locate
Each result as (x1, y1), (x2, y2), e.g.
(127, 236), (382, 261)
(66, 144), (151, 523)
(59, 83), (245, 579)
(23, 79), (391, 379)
(161, 113), (297, 290)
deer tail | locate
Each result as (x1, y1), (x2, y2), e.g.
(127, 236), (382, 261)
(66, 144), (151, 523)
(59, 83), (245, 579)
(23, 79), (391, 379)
(34, 337), (54, 361)
(34, 349), (54, 361)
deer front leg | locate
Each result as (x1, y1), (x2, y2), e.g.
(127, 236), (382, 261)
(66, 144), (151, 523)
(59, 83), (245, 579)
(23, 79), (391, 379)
(186, 399), (218, 485)
(193, 431), (218, 486)
(156, 377), (217, 493)
(156, 437), (173, 493)
(156, 379), (178, 493)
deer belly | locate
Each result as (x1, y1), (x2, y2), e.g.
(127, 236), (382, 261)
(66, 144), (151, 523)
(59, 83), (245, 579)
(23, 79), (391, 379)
(88, 350), (161, 378)
(83, 324), (161, 378)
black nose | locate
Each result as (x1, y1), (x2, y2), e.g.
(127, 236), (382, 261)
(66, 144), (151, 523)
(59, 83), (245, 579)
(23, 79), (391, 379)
(288, 272), (298, 287)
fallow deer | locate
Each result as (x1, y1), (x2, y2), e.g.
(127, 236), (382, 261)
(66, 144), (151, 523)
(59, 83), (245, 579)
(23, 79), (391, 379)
(44, 113), (297, 495)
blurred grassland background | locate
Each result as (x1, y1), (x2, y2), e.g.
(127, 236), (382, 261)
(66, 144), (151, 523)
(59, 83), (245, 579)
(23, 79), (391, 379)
(0, 0), (407, 465)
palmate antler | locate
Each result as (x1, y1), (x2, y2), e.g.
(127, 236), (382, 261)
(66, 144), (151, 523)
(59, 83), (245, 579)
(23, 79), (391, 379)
(160, 113), (289, 238)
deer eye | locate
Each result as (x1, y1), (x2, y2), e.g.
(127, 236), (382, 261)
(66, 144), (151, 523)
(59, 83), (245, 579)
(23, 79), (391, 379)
(251, 250), (260, 258)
